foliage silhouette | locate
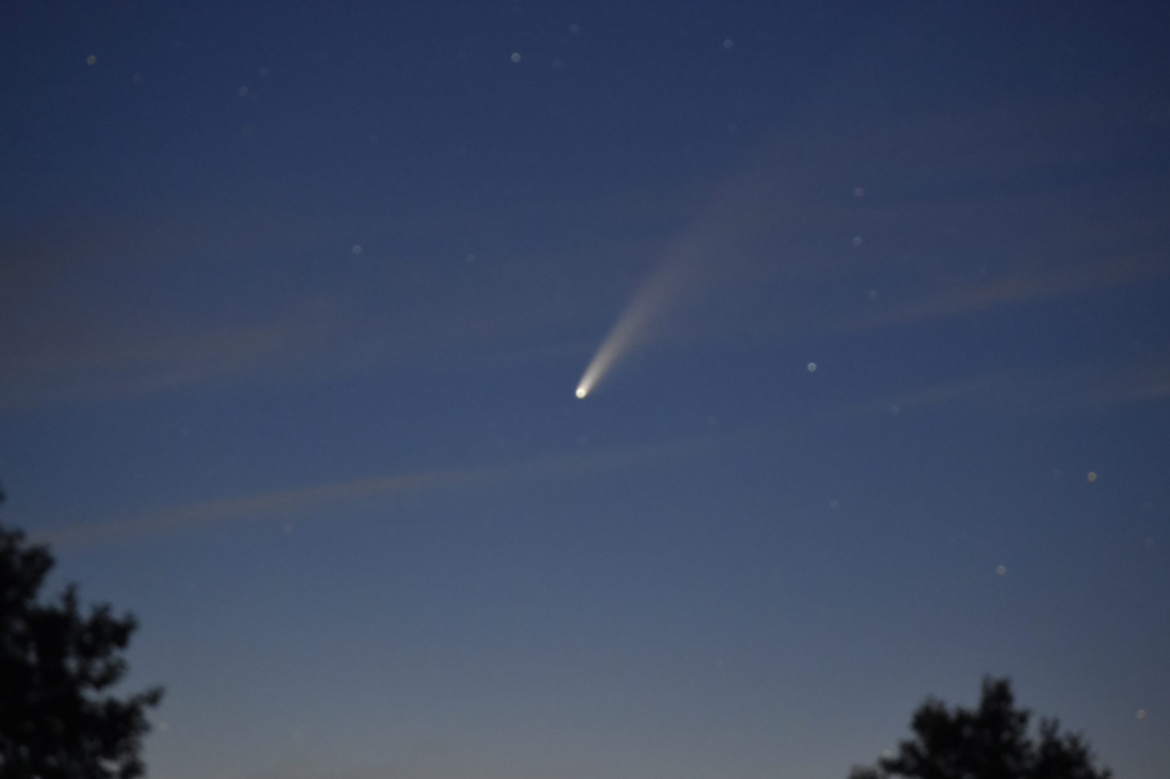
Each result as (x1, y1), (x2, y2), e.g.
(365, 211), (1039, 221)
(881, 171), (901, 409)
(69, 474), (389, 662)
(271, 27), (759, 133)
(0, 485), (162, 778)
(850, 677), (1111, 779)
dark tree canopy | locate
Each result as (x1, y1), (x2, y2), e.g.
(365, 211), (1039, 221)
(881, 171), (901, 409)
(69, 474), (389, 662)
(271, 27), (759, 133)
(0, 486), (162, 779)
(850, 677), (1110, 779)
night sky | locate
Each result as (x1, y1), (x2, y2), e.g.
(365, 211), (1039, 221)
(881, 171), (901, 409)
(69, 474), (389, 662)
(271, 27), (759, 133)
(2, 2), (1169, 778)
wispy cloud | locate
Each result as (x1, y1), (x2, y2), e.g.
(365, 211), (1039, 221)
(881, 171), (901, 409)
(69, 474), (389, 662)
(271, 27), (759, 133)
(0, 258), (589, 413)
(0, 301), (345, 411)
(37, 438), (709, 548)
(843, 255), (1163, 331)
(837, 352), (1170, 424)
(1047, 351), (1170, 412)
(0, 205), (604, 412)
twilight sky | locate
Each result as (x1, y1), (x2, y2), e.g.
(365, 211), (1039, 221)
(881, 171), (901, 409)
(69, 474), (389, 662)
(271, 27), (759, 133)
(2, 2), (1169, 778)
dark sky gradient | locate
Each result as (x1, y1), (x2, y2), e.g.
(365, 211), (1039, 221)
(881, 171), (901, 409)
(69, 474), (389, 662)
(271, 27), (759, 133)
(2, 3), (1169, 778)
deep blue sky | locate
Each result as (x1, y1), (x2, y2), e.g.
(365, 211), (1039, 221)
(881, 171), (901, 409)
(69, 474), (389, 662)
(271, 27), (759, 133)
(2, 2), (1169, 778)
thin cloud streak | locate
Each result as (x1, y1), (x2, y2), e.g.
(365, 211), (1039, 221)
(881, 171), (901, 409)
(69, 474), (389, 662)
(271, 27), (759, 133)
(0, 283), (584, 412)
(836, 356), (1170, 424)
(38, 438), (711, 548)
(843, 255), (1163, 332)
(0, 306), (341, 411)
(1047, 352), (1170, 413)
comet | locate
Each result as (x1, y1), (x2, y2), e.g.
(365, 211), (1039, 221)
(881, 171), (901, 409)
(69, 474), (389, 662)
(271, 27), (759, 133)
(574, 138), (791, 399)
(575, 244), (705, 398)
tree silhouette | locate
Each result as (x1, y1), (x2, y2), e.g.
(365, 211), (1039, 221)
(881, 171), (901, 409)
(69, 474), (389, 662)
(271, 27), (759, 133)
(0, 485), (162, 778)
(850, 677), (1110, 779)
